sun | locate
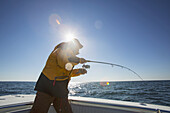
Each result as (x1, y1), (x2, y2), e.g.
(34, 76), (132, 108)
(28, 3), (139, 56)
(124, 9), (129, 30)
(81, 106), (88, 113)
(65, 33), (76, 41)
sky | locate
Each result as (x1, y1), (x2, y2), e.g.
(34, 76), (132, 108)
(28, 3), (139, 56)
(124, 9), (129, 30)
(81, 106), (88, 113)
(0, 0), (170, 82)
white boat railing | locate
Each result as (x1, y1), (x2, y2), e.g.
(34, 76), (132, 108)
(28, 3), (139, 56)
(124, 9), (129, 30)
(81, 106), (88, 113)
(0, 95), (170, 113)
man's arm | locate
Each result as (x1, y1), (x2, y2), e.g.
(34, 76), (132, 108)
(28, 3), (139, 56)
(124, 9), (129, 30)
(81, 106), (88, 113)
(55, 49), (68, 68)
(68, 57), (86, 64)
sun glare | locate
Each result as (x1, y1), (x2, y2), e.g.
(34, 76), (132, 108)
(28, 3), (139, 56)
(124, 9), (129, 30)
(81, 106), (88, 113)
(65, 33), (76, 41)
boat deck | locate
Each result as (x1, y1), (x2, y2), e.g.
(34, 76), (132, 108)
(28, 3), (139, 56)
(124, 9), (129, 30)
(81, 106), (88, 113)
(0, 95), (170, 113)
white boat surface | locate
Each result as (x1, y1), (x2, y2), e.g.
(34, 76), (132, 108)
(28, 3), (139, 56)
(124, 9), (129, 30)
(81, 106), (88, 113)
(0, 95), (170, 113)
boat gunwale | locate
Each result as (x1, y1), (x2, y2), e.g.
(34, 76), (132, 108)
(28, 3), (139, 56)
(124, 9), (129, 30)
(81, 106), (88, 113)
(0, 95), (170, 112)
(69, 97), (170, 112)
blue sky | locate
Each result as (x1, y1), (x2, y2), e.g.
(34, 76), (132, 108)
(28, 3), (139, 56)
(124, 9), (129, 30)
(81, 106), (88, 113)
(0, 0), (170, 82)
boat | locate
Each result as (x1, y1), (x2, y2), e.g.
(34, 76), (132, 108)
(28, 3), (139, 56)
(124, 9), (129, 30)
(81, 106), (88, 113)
(0, 95), (170, 113)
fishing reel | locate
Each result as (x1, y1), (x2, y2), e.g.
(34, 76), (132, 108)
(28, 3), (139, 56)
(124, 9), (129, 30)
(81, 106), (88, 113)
(82, 64), (90, 69)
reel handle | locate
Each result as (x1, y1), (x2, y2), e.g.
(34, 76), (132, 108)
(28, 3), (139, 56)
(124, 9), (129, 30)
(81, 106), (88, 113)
(82, 64), (90, 69)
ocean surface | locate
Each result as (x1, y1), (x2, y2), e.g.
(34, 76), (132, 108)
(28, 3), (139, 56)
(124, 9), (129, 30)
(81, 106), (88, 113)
(0, 80), (170, 106)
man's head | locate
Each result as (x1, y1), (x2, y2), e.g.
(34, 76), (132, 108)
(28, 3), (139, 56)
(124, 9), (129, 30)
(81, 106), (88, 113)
(68, 38), (83, 55)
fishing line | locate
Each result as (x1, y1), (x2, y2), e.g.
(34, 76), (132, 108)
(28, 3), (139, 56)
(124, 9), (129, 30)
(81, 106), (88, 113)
(86, 60), (143, 81)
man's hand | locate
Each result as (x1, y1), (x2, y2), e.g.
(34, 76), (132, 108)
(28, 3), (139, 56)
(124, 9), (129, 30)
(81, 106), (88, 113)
(80, 58), (87, 64)
(76, 69), (87, 75)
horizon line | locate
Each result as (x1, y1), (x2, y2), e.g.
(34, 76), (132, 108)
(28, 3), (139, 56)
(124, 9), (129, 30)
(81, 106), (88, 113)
(0, 79), (170, 82)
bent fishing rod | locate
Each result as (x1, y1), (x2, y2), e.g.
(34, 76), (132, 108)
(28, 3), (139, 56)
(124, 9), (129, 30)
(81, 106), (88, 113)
(85, 60), (143, 81)
(68, 57), (143, 81)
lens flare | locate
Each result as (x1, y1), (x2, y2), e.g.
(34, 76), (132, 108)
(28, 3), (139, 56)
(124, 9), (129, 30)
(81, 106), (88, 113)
(56, 19), (60, 25)
(100, 82), (110, 86)
(95, 20), (103, 29)
(65, 63), (73, 71)
(49, 14), (62, 28)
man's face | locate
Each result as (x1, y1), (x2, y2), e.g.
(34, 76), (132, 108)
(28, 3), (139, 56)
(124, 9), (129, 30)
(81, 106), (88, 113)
(72, 48), (79, 55)
(71, 44), (80, 55)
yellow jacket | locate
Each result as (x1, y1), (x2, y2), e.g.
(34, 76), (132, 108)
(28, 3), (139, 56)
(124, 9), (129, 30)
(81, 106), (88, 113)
(42, 47), (82, 81)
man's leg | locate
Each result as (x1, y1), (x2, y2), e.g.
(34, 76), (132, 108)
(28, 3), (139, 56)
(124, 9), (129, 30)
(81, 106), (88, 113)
(53, 97), (73, 113)
(30, 91), (54, 113)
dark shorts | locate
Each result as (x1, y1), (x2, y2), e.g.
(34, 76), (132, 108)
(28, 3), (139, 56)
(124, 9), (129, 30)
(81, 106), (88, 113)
(34, 73), (69, 98)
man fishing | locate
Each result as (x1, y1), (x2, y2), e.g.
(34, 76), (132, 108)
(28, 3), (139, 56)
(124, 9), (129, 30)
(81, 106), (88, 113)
(30, 38), (87, 113)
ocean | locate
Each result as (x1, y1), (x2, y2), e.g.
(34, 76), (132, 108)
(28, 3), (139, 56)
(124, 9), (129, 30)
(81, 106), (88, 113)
(0, 80), (170, 106)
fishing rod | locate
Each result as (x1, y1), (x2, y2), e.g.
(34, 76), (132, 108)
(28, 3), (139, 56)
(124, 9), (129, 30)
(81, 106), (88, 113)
(85, 60), (144, 81)
(68, 57), (143, 80)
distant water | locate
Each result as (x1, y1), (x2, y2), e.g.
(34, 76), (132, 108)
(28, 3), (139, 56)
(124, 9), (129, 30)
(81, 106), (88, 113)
(0, 80), (170, 106)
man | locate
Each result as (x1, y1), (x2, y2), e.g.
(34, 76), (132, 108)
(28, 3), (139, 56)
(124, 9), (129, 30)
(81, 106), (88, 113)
(30, 39), (87, 113)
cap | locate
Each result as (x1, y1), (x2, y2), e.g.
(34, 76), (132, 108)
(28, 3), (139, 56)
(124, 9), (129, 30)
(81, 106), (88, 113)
(71, 38), (83, 49)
